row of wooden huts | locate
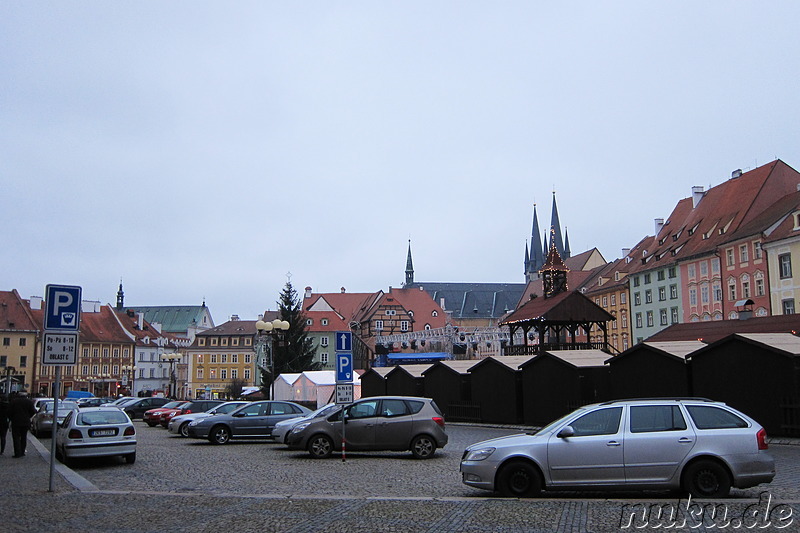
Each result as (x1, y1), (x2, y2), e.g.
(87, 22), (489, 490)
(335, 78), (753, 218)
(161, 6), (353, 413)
(361, 332), (800, 437)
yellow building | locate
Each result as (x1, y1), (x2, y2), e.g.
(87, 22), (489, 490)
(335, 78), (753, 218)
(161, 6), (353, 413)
(186, 319), (258, 399)
(0, 290), (39, 394)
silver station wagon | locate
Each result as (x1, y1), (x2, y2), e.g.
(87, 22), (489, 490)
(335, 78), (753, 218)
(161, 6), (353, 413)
(460, 398), (775, 498)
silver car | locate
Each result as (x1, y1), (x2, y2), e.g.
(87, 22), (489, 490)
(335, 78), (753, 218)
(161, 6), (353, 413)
(30, 400), (79, 437)
(286, 396), (448, 459)
(168, 401), (248, 437)
(271, 403), (339, 444)
(460, 398), (775, 498)
(187, 400), (311, 444)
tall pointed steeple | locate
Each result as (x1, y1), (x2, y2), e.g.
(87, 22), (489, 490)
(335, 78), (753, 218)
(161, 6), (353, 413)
(563, 226), (571, 258)
(404, 240), (414, 286)
(524, 241), (530, 277)
(549, 191), (565, 257)
(116, 279), (124, 310)
(527, 204), (545, 281)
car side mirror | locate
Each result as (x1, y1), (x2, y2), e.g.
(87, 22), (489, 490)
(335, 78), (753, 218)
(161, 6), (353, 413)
(557, 426), (575, 438)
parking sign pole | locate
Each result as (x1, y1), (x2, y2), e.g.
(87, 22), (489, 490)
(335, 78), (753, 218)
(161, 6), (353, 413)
(49, 366), (61, 492)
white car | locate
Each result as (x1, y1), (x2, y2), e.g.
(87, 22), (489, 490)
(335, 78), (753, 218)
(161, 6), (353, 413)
(168, 401), (248, 437)
(56, 406), (137, 466)
(271, 403), (339, 444)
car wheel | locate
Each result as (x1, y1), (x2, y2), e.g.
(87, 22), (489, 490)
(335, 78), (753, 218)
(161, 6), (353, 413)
(146, 421), (157, 427)
(497, 460), (542, 498)
(179, 422), (190, 438)
(683, 460), (731, 498)
(410, 435), (436, 459)
(210, 425), (231, 445)
(307, 434), (333, 459)
(125, 452), (136, 464)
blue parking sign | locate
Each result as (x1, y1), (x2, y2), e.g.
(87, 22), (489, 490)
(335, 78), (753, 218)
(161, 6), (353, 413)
(336, 352), (353, 383)
(44, 284), (82, 331)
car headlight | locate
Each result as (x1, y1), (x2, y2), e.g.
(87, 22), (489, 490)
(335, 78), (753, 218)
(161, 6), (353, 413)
(291, 422), (311, 433)
(463, 447), (496, 461)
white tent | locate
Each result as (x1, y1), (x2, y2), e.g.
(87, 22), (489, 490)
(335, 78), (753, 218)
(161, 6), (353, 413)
(285, 370), (362, 407)
(271, 373), (301, 401)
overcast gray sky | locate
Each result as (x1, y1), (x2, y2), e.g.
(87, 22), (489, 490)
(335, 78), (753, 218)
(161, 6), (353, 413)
(3, 2), (799, 324)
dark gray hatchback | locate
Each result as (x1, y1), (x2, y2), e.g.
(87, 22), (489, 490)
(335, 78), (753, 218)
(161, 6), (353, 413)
(286, 396), (448, 459)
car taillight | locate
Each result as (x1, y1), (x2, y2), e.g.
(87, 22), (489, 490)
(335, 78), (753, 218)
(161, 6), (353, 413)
(184, 409), (192, 414)
(124, 426), (136, 436)
(432, 417), (445, 428)
(68, 429), (82, 439)
(757, 428), (768, 450)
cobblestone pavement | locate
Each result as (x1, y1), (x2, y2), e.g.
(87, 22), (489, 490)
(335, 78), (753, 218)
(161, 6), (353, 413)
(3, 425), (800, 532)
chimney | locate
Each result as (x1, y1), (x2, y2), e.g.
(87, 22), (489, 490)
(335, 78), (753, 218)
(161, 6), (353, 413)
(622, 248), (631, 259)
(137, 312), (144, 330)
(340, 287), (346, 293)
(731, 169), (742, 179)
(230, 314), (240, 321)
(152, 322), (162, 333)
(304, 286), (312, 298)
(692, 186), (704, 208)
(654, 218), (665, 235)
(29, 296), (42, 310)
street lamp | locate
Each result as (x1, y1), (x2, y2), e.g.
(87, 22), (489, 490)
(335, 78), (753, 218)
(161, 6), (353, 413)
(121, 365), (137, 397)
(255, 318), (290, 400)
(161, 353), (181, 399)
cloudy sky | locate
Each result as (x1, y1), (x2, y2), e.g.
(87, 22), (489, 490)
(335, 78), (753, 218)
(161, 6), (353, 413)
(3, 2), (799, 324)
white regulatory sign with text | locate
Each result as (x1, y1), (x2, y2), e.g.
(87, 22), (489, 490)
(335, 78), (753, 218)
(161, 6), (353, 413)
(42, 332), (79, 365)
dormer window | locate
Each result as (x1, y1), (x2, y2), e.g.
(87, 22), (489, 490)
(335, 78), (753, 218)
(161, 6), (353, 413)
(321, 318), (328, 326)
(431, 310), (438, 317)
(306, 318), (313, 326)
(794, 212), (800, 230)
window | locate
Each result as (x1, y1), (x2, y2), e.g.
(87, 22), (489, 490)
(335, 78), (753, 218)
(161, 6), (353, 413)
(232, 338), (239, 346)
(689, 289), (697, 306)
(634, 292), (641, 306)
(112, 365), (119, 375)
(221, 338), (228, 346)
(244, 369), (251, 380)
(92, 365), (99, 375)
(701, 286), (709, 304)
(754, 241), (762, 260)
(82, 365), (88, 375)
(199, 338), (206, 346)
(635, 313), (642, 328)
(347, 400), (379, 419)
(699, 261), (708, 277)
(740, 244), (749, 263)
(0, 355), (5, 366)
(728, 281), (736, 301)
(686, 406), (747, 429)
(660, 309), (668, 326)
(633, 276), (640, 287)
(320, 336), (329, 347)
(380, 399), (409, 417)
(400, 321), (409, 332)
(211, 354), (217, 363)
(669, 285), (678, 299)
(621, 312), (628, 328)
(611, 294), (616, 306)
(668, 266), (677, 278)
(569, 407), (622, 436)
(2, 338), (9, 347)
(385, 309), (396, 316)
(220, 369), (227, 379)
(231, 368), (238, 379)
(711, 258), (720, 273)
(671, 307), (679, 324)
(779, 253), (792, 279)
(210, 338), (218, 346)
(112, 348), (119, 357)
(646, 311), (654, 327)
(658, 287), (666, 301)
(244, 338), (252, 347)
(19, 338), (26, 347)
(375, 320), (384, 331)
(726, 248), (735, 267)
(755, 277), (765, 297)
(197, 354), (203, 363)
(93, 348), (99, 357)
(321, 319), (328, 326)
(644, 273), (651, 284)
(102, 365), (109, 374)
(782, 299), (795, 315)
(83, 348), (89, 357)
(657, 270), (665, 281)
(630, 405), (687, 433)
(320, 353), (329, 364)
(602, 296), (608, 307)
(245, 354), (251, 363)
(620, 292), (626, 304)
(742, 280), (750, 298)
(713, 284), (722, 302)
(687, 264), (696, 279)
(232, 354), (238, 363)
(221, 354), (227, 363)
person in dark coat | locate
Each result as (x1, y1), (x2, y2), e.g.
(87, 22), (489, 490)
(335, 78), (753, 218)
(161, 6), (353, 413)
(8, 391), (35, 458)
(0, 394), (9, 455)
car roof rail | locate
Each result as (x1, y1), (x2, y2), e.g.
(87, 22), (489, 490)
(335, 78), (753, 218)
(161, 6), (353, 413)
(598, 397), (715, 406)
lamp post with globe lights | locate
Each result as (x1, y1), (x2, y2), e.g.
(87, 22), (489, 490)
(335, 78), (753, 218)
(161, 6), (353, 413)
(161, 353), (181, 399)
(254, 318), (290, 400)
(121, 364), (137, 397)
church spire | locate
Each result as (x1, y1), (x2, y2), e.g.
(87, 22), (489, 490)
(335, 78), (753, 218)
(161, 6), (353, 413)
(550, 191), (565, 257)
(527, 204), (545, 281)
(563, 226), (571, 258)
(116, 279), (124, 310)
(404, 240), (414, 286)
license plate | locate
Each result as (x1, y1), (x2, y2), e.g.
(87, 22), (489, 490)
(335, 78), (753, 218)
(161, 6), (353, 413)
(91, 429), (116, 437)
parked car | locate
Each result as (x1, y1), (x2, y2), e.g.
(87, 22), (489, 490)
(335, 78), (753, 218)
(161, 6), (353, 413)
(117, 397), (172, 420)
(159, 400), (224, 428)
(108, 396), (137, 407)
(142, 401), (189, 427)
(77, 397), (116, 408)
(168, 401), (248, 437)
(286, 396), (448, 459)
(271, 403), (339, 444)
(55, 406), (137, 465)
(460, 398), (776, 498)
(30, 400), (79, 437)
(187, 401), (311, 444)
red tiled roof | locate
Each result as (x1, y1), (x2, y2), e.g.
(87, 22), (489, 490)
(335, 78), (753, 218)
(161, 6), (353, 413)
(502, 290), (613, 325)
(646, 315), (800, 344)
(0, 290), (39, 331)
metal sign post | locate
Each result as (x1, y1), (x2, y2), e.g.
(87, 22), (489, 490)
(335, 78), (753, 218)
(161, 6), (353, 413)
(43, 284), (81, 492)
(335, 332), (353, 462)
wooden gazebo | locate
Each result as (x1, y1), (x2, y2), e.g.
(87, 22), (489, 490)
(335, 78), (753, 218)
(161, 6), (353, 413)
(501, 239), (614, 356)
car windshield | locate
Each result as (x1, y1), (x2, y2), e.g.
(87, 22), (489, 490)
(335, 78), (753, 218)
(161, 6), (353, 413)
(78, 410), (130, 425)
(533, 407), (589, 436)
(110, 398), (135, 406)
(161, 401), (184, 409)
(215, 402), (245, 414)
(312, 404), (339, 418)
